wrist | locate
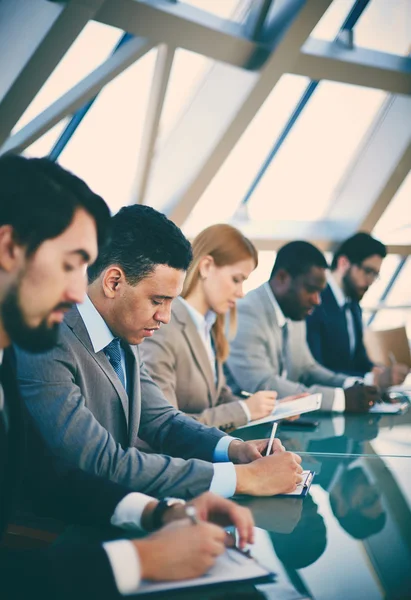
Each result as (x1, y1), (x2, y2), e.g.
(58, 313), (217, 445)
(134, 539), (156, 580)
(141, 500), (158, 532)
(228, 439), (243, 463)
(150, 498), (186, 530)
(234, 464), (254, 495)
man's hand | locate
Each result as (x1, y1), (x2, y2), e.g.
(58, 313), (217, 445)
(188, 492), (254, 548)
(135, 520), (226, 581)
(228, 438), (285, 463)
(373, 365), (409, 389)
(244, 391), (277, 420)
(234, 451), (303, 496)
(344, 384), (380, 413)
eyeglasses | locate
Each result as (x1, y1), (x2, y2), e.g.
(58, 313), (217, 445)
(357, 264), (380, 281)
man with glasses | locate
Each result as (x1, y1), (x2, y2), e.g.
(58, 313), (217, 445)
(306, 232), (409, 389)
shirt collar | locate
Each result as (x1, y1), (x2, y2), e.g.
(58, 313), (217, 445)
(77, 295), (115, 353)
(179, 297), (217, 334)
(327, 272), (349, 309)
(0, 349), (3, 365)
(264, 282), (287, 328)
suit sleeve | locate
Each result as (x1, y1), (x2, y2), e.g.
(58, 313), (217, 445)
(15, 344), (216, 499)
(141, 335), (247, 431)
(1, 541), (121, 600)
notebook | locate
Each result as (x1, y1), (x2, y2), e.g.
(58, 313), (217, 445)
(236, 393), (322, 429)
(134, 546), (274, 595)
(277, 470), (315, 498)
(370, 401), (409, 414)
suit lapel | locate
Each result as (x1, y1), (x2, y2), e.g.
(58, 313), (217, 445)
(173, 299), (217, 401)
(125, 345), (141, 446)
(324, 285), (352, 358)
(64, 307), (130, 426)
(258, 286), (283, 365)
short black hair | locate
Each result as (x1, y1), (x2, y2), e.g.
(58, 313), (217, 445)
(0, 154), (110, 254)
(270, 241), (328, 280)
(88, 204), (193, 284)
(331, 232), (387, 270)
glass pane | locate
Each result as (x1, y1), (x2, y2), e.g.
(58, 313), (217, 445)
(371, 258), (411, 336)
(158, 49), (213, 148)
(183, 74), (310, 235)
(243, 250), (276, 294)
(180, 0), (252, 22)
(14, 21), (123, 132)
(311, 0), (357, 40)
(361, 254), (402, 308)
(22, 119), (71, 158)
(373, 170), (411, 244)
(355, 0), (411, 56)
(382, 257), (411, 306)
(247, 81), (387, 223)
(57, 49), (157, 214)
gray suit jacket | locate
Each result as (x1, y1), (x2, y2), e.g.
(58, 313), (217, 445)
(15, 307), (226, 498)
(140, 298), (248, 432)
(226, 284), (347, 411)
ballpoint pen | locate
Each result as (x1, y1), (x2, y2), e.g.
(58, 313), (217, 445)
(185, 505), (200, 525)
(266, 422), (278, 456)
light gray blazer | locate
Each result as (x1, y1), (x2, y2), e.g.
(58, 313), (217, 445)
(140, 298), (248, 432)
(15, 307), (226, 499)
(226, 284), (347, 411)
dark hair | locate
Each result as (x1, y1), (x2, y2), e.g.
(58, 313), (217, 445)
(88, 204), (193, 284)
(270, 241), (328, 280)
(331, 232), (386, 270)
(0, 155), (110, 254)
(329, 494), (386, 540)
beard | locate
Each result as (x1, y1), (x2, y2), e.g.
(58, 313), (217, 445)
(342, 268), (367, 302)
(1, 281), (69, 353)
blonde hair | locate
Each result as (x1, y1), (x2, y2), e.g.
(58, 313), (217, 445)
(182, 224), (258, 362)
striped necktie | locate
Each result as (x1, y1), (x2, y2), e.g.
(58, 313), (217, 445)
(104, 338), (126, 389)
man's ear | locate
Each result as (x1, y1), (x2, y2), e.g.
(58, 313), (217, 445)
(337, 255), (351, 273)
(275, 269), (291, 287)
(0, 225), (25, 272)
(101, 266), (125, 298)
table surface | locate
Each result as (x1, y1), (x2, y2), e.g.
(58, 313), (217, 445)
(236, 407), (411, 459)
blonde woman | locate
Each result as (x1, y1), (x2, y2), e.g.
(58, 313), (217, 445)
(141, 224), (281, 431)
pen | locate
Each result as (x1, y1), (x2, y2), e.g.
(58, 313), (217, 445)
(266, 422), (278, 456)
(185, 505), (200, 525)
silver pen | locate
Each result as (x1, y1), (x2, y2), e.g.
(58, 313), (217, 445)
(185, 505), (200, 525)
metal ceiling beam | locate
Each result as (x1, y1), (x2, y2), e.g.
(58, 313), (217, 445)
(293, 38), (411, 95)
(0, 36), (153, 156)
(327, 94), (411, 231)
(0, 0), (107, 148)
(95, 0), (263, 68)
(130, 44), (175, 204)
(142, 0), (333, 225)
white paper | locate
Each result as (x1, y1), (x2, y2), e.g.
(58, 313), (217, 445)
(280, 470), (313, 496)
(370, 401), (409, 414)
(236, 393), (322, 429)
(134, 548), (271, 595)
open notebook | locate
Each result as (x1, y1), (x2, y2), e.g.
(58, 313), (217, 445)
(370, 401), (409, 414)
(236, 393), (322, 429)
(134, 547), (273, 595)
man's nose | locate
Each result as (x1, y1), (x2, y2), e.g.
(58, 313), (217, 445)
(155, 304), (172, 325)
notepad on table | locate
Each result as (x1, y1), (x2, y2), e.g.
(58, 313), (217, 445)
(236, 393), (322, 429)
(277, 470), (315, 498)
(370, 401), (409, 414)
(134, 547), (274, 595)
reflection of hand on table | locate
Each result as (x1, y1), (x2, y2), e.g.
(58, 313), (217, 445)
(236, 496), (303, 534)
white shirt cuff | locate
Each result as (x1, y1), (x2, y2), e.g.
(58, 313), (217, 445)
(238, 400), (251, 422)
(332, 388), (346, 412)
(111, 493), (155, 532)
(343, 376), (363, 389)
(332, 415), (346, 436)
(213, 435), (237, 462)
(364, 371), (375, 385)
(210, 462), (237, 498)
(103, 540), (141, 595)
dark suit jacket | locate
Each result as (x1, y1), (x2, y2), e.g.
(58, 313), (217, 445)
(0, 349), (132, 600)
(306, 284), (373, 377)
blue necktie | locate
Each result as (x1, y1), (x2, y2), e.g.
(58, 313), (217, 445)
(104, 338), (126, 389)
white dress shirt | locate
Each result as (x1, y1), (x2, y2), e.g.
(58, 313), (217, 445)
(264, 283), (346, 412)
